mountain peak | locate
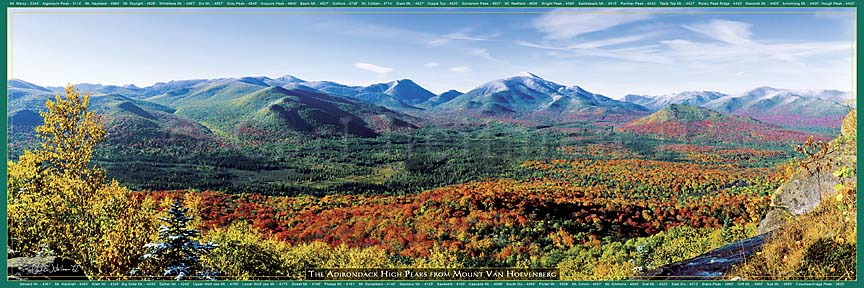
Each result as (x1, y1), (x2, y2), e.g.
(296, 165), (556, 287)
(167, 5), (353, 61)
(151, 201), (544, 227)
(747, 86), (780, 95)
(275, 75), (305, 83)
(752, 86), (778, 90)
(390, 79), (422, 89)
(351, 79), (434, 107)
(395, 79), (417, 84)
(625, 94), (655, 101)
(516, 72), (543, 79)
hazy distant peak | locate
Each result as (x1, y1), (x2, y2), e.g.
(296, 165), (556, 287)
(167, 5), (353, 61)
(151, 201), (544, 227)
(274, 75), (306, 83)
(8, 79), (52, 92)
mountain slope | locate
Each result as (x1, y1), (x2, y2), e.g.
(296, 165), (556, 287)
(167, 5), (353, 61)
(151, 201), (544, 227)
(173, 86), (419, 139)
(421, 90), (463, 107)
(145, 78), (271, 107)
(7, 92), (219, 157)
(46, 83), (151, 98)
(9, 79), (52, 92)
(7, 109), (42, 127)
(9, 79), (56, 102)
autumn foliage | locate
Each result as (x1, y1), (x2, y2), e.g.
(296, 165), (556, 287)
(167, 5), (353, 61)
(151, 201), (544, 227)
(7, 85), (160, 279)
(139, 156), (781, 268)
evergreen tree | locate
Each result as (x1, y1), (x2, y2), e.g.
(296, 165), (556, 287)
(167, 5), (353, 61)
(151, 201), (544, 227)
(142, 198), (217, 280)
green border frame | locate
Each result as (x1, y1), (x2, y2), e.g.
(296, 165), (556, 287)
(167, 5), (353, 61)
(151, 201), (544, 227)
(3, 1), (860, 8)
(1, 1), (860, 287)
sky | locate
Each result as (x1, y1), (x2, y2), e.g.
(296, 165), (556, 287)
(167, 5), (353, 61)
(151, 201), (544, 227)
(8, 8), (856, 98)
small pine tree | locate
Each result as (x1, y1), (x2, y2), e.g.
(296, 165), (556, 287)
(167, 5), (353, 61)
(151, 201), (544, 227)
(141, 198), (217, 280)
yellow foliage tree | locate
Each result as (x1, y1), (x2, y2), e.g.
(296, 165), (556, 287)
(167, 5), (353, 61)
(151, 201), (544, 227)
(201, 222), (289, 280)
(7, 84), (157, 279)
(409, 245), (463, 269)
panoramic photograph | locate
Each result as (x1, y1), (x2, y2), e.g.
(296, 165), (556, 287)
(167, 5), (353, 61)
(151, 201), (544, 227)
(6, 8), (857, 280)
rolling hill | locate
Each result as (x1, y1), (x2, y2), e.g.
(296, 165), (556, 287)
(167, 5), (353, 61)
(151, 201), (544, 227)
(7, 92), (220, 159)
(621, 104), (817, 145)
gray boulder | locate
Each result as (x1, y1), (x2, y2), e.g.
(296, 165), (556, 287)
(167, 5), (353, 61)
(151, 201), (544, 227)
(757, 133), (856, 234)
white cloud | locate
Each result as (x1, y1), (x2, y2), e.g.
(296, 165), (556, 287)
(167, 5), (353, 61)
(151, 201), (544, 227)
(534, 9), (653, 40)
(520, 17), (851, 69)
(517, 32), (659, 52)
(444, 32), (494, 41)
(672, 19), (851, 64)
(517, 40), (670, 64)
(354, 62), (393, 75)
(470, 49), (498, 62)
(449, 66), (472, 73)
(515, 40), (570, 51)
(682, 19), (754, 46)
(424, 62), (440, 68)
(567, 33), (659, 49)
(428, 38), (449, 47)
(658, 38), (851, 65)
(428, 32), (497, 47)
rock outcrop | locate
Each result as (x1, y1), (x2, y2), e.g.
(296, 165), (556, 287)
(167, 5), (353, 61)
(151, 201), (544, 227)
(757, 110), (857, 234)
(633, 234), (771, 280)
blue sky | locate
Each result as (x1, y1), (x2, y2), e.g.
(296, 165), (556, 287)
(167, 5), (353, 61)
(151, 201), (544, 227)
(8, 8), (855, 98)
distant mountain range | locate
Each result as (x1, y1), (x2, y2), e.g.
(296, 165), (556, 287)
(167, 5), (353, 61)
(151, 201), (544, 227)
(9, 77), (421, 141)
(8, 74), (850, 141)
(624, 87), (852, 129)
(624, 91), (727, 111)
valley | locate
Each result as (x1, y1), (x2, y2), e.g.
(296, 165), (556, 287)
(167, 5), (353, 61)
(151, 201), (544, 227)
(6, 73), (855, 280)
(8, 73), (842, 195)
